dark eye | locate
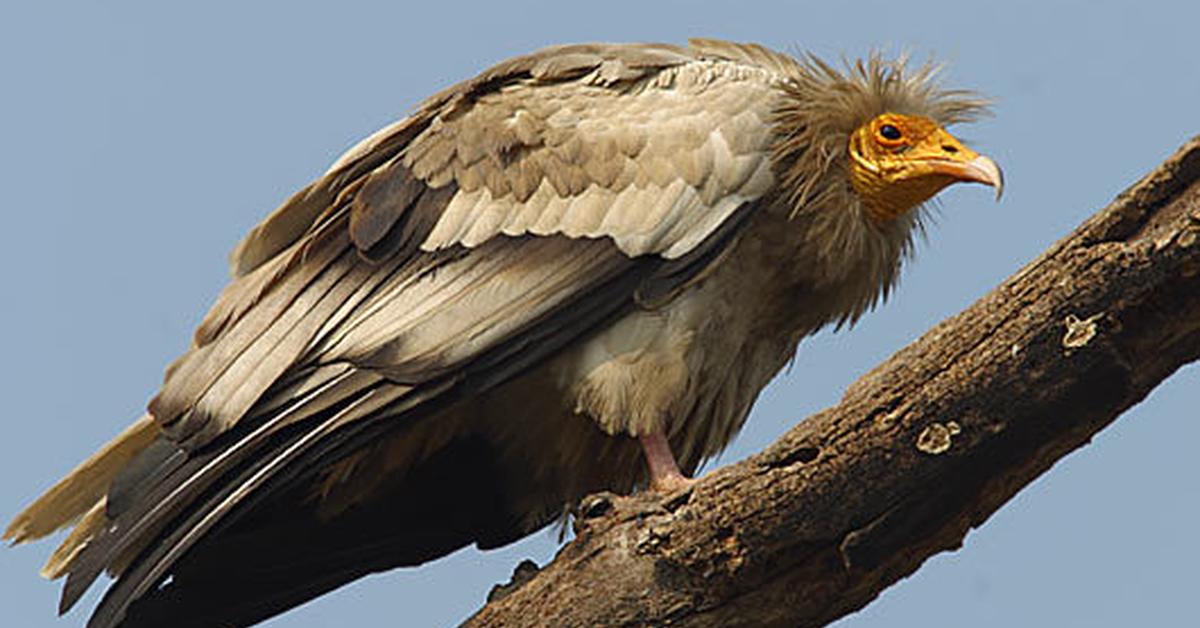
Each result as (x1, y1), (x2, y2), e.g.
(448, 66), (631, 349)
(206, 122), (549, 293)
(879, 124), (902, 141)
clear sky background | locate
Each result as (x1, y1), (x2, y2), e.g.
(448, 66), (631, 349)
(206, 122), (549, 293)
(2, 1), (1197, 626)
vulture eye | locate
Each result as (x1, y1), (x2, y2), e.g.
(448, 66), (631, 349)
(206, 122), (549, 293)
(878, 124), (902, 141)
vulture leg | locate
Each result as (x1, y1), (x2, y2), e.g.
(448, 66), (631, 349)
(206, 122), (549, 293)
(638, 432), (695, 491)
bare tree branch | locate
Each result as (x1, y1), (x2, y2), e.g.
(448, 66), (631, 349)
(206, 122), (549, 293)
(465, 136), (1200, 628)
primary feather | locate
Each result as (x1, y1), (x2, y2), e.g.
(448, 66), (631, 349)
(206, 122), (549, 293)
(6, 39), (998, 628)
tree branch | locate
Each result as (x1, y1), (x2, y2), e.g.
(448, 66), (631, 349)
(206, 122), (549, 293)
(466, 136), (1200, 628)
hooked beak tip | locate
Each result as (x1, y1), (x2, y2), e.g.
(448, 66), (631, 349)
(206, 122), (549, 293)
(985, 157), (1005, 201)
(929, 154), (1004, 201)
(970, 155), (1004, 201)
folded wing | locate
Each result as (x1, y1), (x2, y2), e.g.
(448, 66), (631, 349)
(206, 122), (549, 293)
(7, 41), (789, 628)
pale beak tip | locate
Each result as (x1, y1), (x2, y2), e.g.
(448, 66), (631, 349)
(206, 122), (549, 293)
(971, 155), (1004, 202)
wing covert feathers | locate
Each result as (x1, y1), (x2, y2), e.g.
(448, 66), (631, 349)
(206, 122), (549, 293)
(408, 46), (780, 259)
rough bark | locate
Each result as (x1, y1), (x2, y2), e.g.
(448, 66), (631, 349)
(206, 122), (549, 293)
(465, 136), (1200, 627)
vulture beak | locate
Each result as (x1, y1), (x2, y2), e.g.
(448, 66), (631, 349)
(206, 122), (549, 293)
(916, 126), (1004, 200)
(928, 154), (1005, 200)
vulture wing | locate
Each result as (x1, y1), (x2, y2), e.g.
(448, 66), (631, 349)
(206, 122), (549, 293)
(18, 41), (791, 628)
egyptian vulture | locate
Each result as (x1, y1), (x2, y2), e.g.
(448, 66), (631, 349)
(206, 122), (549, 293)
(6, 39), (1002, 627)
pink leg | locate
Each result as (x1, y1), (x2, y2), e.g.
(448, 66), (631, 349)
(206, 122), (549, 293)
(639, 432), (695, 492)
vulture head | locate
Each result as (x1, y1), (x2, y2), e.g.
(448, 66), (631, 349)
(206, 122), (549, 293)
(847, 111), (1003, 220)
(772, 54), (1002, 224)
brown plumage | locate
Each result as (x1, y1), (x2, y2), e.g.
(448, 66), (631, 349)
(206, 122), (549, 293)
(5, 39), (1001, 628)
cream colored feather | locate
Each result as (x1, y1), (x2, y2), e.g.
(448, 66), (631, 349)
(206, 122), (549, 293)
(5, 414), (158, 580)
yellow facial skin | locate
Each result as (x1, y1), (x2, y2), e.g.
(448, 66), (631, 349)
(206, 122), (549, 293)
(848, 113), (1003, 222)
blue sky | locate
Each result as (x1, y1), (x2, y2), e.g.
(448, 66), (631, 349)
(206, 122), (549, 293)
(2, 1), (1197, 626)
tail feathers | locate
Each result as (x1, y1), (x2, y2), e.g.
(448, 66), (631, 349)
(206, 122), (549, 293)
(5, 415), (158, 552)
(41, 498), (108, 579)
